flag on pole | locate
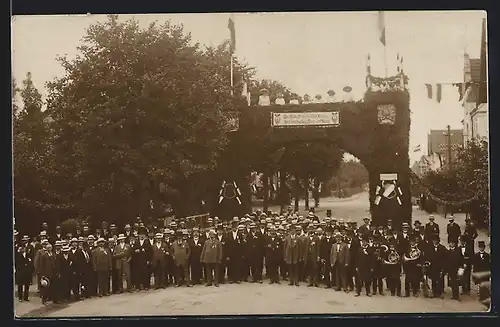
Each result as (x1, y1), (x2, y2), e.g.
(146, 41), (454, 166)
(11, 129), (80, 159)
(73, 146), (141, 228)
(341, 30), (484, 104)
(228, 17), (236, 54)
(413, 144), (421, 153)
(241, 81), (251, 105)
(425, 83), (443, 103)
(378, 11), (386, 46)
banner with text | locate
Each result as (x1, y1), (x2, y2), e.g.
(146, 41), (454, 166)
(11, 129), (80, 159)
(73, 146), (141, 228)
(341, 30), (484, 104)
(271, 111), (340, 127)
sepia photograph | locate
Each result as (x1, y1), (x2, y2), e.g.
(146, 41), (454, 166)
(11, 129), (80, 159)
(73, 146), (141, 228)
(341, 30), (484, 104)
(12, 10), (490, 318)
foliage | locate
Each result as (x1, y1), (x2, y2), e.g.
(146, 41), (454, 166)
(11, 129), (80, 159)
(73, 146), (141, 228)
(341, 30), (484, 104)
(15, 14), (254, 226)
(420, 139), (489, 226)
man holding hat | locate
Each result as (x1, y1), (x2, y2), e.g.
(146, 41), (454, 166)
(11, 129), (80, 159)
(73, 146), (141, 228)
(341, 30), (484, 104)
(38, 242), (55, 304)
(446, 215), (461, 245)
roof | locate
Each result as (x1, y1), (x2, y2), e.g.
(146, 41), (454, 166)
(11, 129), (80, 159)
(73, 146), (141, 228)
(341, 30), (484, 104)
(470, 58), (481, 83)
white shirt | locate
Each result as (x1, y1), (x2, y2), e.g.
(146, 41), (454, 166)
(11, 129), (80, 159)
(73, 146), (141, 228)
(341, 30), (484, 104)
(258, 95), (270, 106)
(341, 92), (354, 102)
(336, 244), (341, 251)
(232, 231), (238, 240)
(461, 247), (466, 255)
(193, 238), (199, 245)
(325, 95), (337, 103)
(275, 97), (285, 105)
(120, 243), (125, 250)
(139, 240), (144, 246)
(156, 243), (162, 249)
(289, 99), (299, 105)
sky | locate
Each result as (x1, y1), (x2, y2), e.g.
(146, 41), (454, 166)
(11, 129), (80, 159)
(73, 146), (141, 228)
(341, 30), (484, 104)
(11, 11), (486, 163)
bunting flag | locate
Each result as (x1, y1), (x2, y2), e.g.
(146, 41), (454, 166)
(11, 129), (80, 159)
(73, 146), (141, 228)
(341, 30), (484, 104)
(366, 54), (371, 75)
(228, 17), (236, 54)
(378, 11), (386, 46)
(397, 53), (400, 72)
(413, 144), (421, 153)
(425, 83), (442, 103)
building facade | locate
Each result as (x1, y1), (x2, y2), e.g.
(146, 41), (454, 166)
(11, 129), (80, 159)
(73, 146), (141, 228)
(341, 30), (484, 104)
(427, 129), (463, 167)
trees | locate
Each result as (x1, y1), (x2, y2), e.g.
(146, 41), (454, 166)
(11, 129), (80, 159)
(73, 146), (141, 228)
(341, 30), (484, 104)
(43, 15), (251, 223)
(419, 139), (489, 228)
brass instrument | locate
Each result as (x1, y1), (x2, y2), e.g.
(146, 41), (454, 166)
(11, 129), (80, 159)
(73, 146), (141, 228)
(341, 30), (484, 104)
(403, 247), (421, 262)
(380, 244), (389, 252)
(387, 250), (400, 264)
(457, 267), (465, 278)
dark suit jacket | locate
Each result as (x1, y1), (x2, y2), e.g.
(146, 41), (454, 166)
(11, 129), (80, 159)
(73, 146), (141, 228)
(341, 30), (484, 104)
(39, 252), (56, 279)
(319, 237), (334, 263)
(132, 239), (153, 264)
(171, 241), (191, 266)
(426, 244), (448, 272)
(302, 236), (320, 265)
(224, 231), (243, 259)
(472, 252), (490, 272)
(200, 238), (223, 264)
(284, 235), (301, 264)
(92, 247), (112, 272)
(330, 242), (349, 266)
(446, 247), (464, 275)
(189, 238), (204, 263)
(264, 235), (283, 262)
(15, 249), (34, 283)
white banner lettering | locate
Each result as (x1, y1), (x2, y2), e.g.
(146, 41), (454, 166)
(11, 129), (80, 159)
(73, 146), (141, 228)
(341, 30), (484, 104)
(271, 112), (340, 127)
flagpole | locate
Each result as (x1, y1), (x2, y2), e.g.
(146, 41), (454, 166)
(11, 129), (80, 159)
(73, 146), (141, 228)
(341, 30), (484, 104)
(230, 54), (234, 95)
(384, 46), (388, 78)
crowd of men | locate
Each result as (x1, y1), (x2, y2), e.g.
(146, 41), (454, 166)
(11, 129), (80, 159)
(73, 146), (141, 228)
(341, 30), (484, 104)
(14, 209), (490, 306)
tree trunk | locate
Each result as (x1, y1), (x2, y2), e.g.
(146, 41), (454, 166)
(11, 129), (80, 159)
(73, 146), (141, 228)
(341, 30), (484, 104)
(304, 177), (309, 210)
(294, 175), (300, 212)
(279, 170), (287, 213)
(263, 171), (269, 212)
(314, 178), (320, 207)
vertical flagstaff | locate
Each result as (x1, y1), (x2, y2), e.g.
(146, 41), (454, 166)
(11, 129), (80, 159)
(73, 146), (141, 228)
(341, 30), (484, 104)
(228, 14), (236, 95)
(378, 11), (387, 77)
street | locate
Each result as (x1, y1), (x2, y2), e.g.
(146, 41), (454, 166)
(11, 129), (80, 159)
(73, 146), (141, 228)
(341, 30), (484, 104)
(17, 192), (488, 317)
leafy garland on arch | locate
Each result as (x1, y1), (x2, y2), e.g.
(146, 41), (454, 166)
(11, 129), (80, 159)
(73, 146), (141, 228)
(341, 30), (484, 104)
(366, 72), (409, 92)
(409, 170), (478, 206)
(15, 197), (75, 210)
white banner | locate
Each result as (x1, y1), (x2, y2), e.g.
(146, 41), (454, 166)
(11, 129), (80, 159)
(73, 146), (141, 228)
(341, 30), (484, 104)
(271, 111), (340, 127)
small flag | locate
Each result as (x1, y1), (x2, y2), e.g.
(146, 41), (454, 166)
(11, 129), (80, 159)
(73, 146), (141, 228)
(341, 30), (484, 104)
(425, 83), (443, 103)
(378, 11), (386, 46)
(228, 17), (236, 54)
(413, 144), (421, 152)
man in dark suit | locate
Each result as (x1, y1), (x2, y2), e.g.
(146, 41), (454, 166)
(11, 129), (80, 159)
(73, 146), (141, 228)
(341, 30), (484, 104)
(424, 215), (440, 242)
(330, 233), (349, 291)
(246, 223), (264, 283)
(189, 228), (204, 285)
(171, 230), (191, 287)
(92, 239), (112, 297)
(200, 230), (223, 287)
(398, 223), (411, 254)
(446, 239), (463, 300)
(446, 215), (461, 245)
(55, 246), (72, 303)
(132, 229), (152, 290)
(264, 226), (282, 284)
(303, 230), (320, 287)
(426, 235), (447, 298)
(463, 218), (478, 253)
(355, 237), (374, 297)
(284, 227), (301, 286)
(38, 243), (55, 304)
(151, 233), (167, 289)
(320, 228), (335, 288)
(472, 241), (490, 273)
(458, 235), (474, 295)
(68, 238), (84, 300)
(15, 242), (34, 302)
(224, 222), (242, 283)
(53, 226), (63, 243)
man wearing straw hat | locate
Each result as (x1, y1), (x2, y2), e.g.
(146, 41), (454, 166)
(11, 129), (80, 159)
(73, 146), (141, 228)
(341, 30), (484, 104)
(113, 234), (132, 293)
(151, 232), (167, 289)
(92, 238), (111, 297)
(200, 229), (222, 287)
(15, 237), (34, 302)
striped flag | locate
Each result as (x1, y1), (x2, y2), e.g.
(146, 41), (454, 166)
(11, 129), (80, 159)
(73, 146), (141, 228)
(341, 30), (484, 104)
(378, 11), (386, 46)
(228, 17), (236, 54)
(425, 84), (443, 103)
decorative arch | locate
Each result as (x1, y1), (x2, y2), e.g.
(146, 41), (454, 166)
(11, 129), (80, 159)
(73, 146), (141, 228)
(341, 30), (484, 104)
(212, 78), (411, 228)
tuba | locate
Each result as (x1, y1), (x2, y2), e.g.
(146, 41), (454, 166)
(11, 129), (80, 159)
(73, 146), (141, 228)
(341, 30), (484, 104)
(404, 247), (421, 261)
(388, 250), (400, 264)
